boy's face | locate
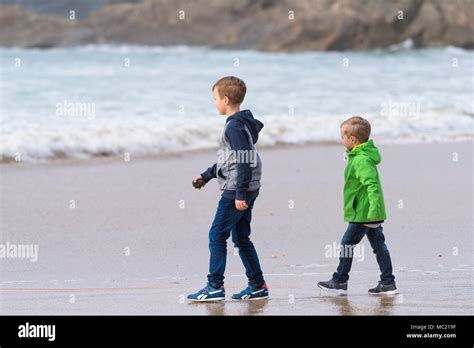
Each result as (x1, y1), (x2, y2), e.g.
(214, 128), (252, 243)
(212, 87), (229, 115)
(340, 125), (358, 150)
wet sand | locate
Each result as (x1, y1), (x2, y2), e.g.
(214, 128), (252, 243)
(0, 142), (472, 315)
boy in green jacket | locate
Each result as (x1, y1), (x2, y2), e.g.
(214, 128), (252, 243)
(318, 116), (398, 295)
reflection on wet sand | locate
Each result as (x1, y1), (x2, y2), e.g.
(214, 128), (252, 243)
(322, 294), (397, 315)
(189, 299), (270, 316)
(202, 301), (227, 316)
(239, 299), (269, 315)
(186, 291), (400, 315)
(369, 295), (397, 315)
(324, 296), (355, 315)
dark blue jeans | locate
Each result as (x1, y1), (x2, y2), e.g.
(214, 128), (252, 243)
(332, 223), (395, 285)
(207, 193), (265, 288)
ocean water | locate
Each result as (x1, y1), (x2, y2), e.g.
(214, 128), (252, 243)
(0, 44), (473, 163)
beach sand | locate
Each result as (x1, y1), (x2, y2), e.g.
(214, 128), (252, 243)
(0, 142), (472, 315)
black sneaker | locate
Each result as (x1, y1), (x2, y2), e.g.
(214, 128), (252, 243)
(368, 281), (399, 295)
(317, 279), (348, 295)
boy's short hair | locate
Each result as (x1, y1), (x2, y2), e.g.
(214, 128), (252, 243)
(212, 76), (247, 105)
(341, 116), (371, 142)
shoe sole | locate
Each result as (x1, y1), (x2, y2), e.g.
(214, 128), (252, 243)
(187, 297), (225, 302)
(368, 290), (399, 296)
(317, 284), (347, 296)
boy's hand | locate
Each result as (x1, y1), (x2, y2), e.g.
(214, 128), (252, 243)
(192, 175), (206, 189)
(235, 200), (248, 210)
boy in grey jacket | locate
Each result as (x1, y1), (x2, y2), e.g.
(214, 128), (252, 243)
(187, 76), (268, 302)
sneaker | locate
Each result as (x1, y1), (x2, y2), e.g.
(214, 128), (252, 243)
(317, 279), (348, 295)
(187, 284), (225, 302)
(368, 281), (398, 295)
(232, 283), (269, 300)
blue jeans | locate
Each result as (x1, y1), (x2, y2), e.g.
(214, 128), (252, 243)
(207, 193), (265, 288)
(332, 223), (395, 285)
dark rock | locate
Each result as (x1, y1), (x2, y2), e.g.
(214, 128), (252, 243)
(0, 0), (472, 50)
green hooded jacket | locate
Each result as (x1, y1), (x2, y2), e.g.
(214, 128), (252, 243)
(344, 139), (387, 222)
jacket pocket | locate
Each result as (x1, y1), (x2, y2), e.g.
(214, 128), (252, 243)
(352, 195), (358, 211)
(350, 195), (358, 220)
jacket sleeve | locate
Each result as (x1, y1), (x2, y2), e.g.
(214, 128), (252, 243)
(354, 157), (383, 220)
(200, 163), (217, 183)
(225, 121), (253, 201)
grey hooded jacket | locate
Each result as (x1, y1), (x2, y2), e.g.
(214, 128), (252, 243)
(201, 110), (264, 200)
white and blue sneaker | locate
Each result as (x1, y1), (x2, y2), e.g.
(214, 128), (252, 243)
(187, 284), (225, 302)
(232, 283), (269, 300)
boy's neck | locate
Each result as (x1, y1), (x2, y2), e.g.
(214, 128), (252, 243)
(224, 105), (240, 117)
(350, 141), (367, 151)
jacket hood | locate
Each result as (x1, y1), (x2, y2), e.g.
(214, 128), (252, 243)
(349, 139), (381, 164)
(227, 109), (264, 144)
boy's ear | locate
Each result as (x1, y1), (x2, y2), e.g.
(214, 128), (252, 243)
(223, 96), (229, 105)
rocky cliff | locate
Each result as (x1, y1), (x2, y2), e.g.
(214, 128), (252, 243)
(0, 0), (472, 50)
